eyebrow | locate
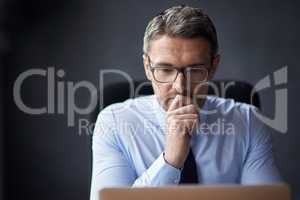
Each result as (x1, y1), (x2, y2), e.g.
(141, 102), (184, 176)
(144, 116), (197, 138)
(154, 61), (206, 67)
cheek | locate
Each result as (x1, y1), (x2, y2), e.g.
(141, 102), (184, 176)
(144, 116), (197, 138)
(191, 83), (209, 94)
(191, 84), (209, 105)
(152, 83), (173, 109)
(153, 82), (172, 95)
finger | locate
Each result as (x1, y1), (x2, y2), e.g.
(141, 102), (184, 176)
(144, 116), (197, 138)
(167, 119), (197, 134)
(168, 95), (181, 112)
(182, 95), (193, 106)
(170, 114), (198, 120)
(181, 119), (198, 136)
(168, 104), (198, 115)
(177, 95), (193, 107)
(189, 119), (199, 136)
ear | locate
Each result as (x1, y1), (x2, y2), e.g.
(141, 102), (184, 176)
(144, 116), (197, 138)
(143, 54), (152, 81)
(207, 54), (220, 80)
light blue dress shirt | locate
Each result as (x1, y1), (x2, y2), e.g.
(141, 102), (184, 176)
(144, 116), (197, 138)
(90, 95), (281, 200)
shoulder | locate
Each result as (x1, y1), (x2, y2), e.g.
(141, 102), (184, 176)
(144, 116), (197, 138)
(101, 94), (156, 118)
(205, 95), (270, 147)
(94, 95), (156, 133)
(92, 95), (156, 150)
(203, 95), (260, 139)
(204, 95), (257, 121)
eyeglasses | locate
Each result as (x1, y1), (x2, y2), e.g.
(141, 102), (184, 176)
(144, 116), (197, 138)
(147, 55), (210, 83)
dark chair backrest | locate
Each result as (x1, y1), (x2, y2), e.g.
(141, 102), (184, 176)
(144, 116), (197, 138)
(89, 80), (260, 125)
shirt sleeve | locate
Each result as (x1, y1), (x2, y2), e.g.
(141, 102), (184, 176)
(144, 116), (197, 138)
(132, 152), (181, 187)
(240, 106), (282, 184)
(90, 107), (181, 200)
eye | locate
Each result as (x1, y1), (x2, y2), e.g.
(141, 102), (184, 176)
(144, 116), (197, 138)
(160, 68), (174, 73)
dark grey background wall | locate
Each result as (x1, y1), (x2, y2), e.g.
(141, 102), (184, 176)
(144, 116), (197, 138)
(3, 0), (299, 200)
(0, 35), (3, 200)
(1, 0), (6, 199)
(1, 51), (3, 200)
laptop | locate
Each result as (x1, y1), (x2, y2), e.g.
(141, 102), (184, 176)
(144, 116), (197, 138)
(100, 184), (290, 200)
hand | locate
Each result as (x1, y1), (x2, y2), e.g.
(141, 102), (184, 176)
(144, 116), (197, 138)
(163, 95), (199, 168)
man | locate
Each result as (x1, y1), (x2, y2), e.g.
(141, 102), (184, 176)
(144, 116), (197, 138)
(90, 5), (281, 200)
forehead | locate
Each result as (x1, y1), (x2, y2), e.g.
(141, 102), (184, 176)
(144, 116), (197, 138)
(148, 35), (211, 64)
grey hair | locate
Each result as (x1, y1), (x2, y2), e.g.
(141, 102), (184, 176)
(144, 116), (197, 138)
(143, 5), (218, 56)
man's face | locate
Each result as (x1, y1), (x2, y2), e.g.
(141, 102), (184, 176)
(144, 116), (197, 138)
(143, 34), (220, 111)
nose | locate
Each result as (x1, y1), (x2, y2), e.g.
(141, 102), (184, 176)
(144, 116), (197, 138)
(172, 71), (186, 94)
